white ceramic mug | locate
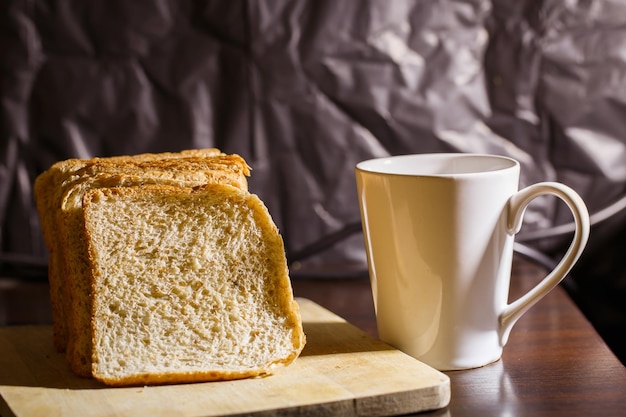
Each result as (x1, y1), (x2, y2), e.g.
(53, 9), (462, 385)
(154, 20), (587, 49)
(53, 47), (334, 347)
(355, 153), (590, 371)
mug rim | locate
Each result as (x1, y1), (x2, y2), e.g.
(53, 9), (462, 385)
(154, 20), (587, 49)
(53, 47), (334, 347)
(355, 153), (520, 177)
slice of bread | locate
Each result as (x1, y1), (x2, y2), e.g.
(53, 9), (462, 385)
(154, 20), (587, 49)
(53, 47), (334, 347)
(83, 184), (305, 386)
(58, 156), (251, 376)
(34, 148), (224, 351)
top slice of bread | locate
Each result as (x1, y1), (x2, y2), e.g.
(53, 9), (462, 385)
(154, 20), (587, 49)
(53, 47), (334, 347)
(83, 184), (305, 386)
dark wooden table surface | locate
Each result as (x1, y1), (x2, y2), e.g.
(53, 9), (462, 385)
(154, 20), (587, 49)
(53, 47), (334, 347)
(1, 256), (625, 416)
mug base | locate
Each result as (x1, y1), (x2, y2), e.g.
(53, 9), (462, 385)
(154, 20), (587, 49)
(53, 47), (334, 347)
(434, 356), (502, 372)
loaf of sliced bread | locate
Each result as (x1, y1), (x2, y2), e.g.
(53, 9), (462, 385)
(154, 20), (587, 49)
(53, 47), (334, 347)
(83, 184), (305, 386)
(34, 149), (304, 385)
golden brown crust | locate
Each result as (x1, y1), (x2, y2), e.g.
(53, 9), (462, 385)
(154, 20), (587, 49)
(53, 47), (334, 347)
(94, 368), (269, 387)
(34, 159), (90, 351)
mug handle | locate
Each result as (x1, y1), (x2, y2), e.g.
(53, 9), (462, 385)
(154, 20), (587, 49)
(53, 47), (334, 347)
(499, 182), (590, 345)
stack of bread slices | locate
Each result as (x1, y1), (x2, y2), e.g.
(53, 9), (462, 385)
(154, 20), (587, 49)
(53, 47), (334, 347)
(34, 149), (305, 386)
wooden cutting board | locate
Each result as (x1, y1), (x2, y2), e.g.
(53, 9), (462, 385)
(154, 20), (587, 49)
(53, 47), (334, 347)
(0, 298), (450, 417)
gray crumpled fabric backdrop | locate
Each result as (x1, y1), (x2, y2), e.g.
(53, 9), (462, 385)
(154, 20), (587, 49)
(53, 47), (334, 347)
(2, 1), (626, 359)
(3, 0), (626, 267)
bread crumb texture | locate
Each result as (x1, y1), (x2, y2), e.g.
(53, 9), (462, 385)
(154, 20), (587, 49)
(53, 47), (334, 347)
(84, 184), (304, 386)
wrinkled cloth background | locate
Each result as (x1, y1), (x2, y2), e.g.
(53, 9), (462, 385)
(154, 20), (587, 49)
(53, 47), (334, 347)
(2, 0), (626, 362)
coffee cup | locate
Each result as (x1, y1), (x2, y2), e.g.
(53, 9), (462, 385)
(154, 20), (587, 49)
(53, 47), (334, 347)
(355, 153), (590, 370)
